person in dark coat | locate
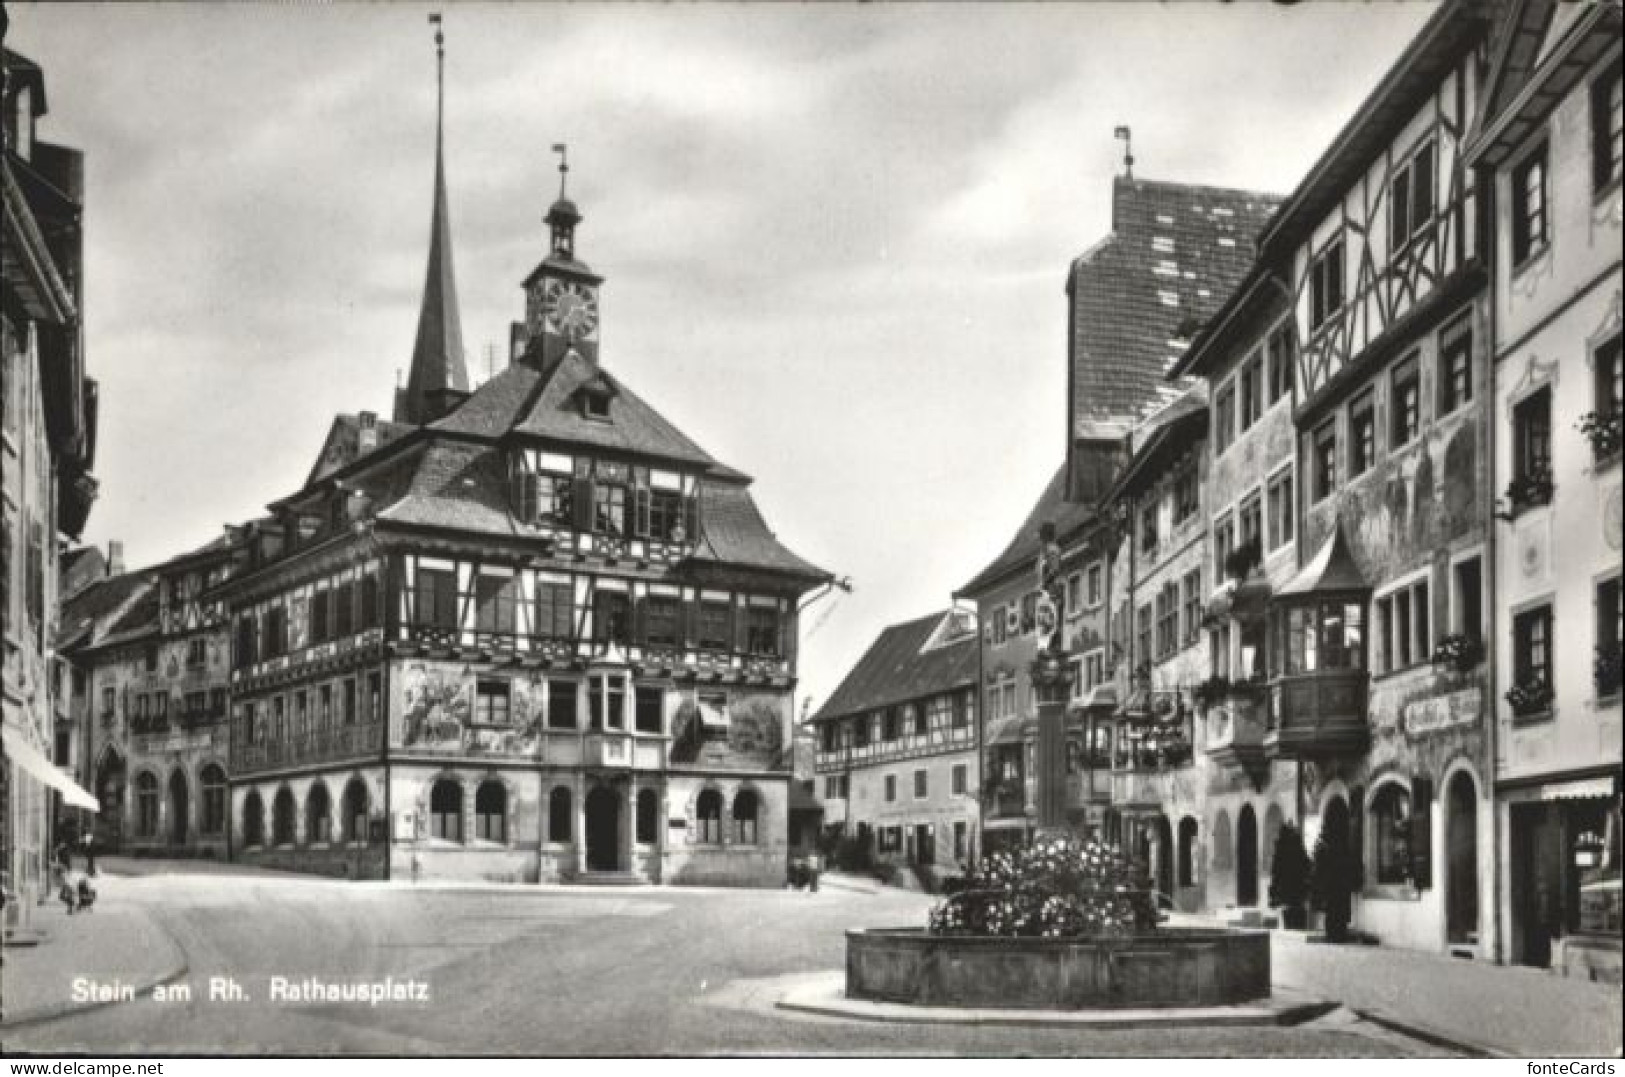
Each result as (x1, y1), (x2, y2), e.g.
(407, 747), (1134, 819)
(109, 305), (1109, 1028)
(81, 831), (97, 876)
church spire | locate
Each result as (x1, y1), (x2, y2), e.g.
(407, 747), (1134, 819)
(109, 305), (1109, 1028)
(397, 12), (469, 426)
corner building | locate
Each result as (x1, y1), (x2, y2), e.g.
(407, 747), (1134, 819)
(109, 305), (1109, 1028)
(1467, 0), (1621, 978)
(219, 103), (828, 883)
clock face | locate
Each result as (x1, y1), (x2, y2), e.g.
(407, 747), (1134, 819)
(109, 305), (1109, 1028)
(544, 281), (599, 341)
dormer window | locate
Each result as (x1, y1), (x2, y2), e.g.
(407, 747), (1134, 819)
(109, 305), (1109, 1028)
(582, 390), (611, 421)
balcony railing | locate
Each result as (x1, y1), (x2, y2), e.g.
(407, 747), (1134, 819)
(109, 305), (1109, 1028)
(234, 721), (384, 773)
(1266, 669), (1370, 758)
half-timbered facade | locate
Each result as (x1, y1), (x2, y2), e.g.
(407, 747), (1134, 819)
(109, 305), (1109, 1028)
(1227, 0), (1499, 957)
(62, 538), (238, 859)
(811, 609), (980, 872)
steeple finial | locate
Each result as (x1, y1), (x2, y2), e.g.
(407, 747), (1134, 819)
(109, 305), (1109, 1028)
(553, 143), (569, 201)
(396, 12), (470, 426)
(1114, 125), (1135, 180)
(545, 142), (582, 259)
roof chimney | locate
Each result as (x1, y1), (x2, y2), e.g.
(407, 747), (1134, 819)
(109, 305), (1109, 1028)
(107, 540), (124, 577)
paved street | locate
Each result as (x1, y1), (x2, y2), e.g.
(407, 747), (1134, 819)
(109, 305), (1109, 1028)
(0, 862), (1461, 1057)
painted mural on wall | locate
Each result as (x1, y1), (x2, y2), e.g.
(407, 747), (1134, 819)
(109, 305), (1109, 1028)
(396, 660), (545, 756)
(671, 689), (787, 768)
(1306, 414), (1480, 571)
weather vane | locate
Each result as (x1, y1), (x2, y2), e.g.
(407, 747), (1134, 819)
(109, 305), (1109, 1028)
(552, 143), (570, 200)
(1114, 124), (1134, 180)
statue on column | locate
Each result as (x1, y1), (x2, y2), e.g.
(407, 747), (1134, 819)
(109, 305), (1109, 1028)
(1030, 521), (1073, 835)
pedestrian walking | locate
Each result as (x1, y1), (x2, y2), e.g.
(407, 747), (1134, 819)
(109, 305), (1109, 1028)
(81, 831), (97, 876)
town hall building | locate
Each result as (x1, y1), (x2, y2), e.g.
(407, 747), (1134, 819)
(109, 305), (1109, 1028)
(217, 33), (829, 885)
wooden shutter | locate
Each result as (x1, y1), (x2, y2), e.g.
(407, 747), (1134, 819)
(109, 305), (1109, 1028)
(1409, 774), (1434, 890)
(633, 595), (648, 645)
(573, 478), (595, 532)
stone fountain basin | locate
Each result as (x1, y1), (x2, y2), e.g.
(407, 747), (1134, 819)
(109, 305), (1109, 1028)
(846, 927), (1270, 1010)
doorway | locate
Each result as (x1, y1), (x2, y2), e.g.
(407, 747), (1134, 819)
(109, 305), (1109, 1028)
(1237, 804), (1259, 907)
(96, 751), (126, 849)
(1445, 771), (1479, 945)
(168, 770), (190, 846)
(1154, 815), (1175, 899)
(585, 786), (621, 871)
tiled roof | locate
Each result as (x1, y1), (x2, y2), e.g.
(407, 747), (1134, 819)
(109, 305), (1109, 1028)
(55, 573), (151, 651)
(306, 413), (415, 485)
(376, 441), (523, 538)
(690, 481), (829, 582)
(814, 609), (978, 722)
(432, 352), (723, 471)
(104, 586), (160, 642)
(511, 353), (719, 468)
(957, 463), (1095, 598)
(1070, 177), (1280, 438)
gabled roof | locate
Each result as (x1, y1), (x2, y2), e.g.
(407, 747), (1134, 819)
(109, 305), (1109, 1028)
(376, 441), (523, 538)
(306, 413), (415, 486)
(690, 481), (829, 582)
(957, 463), (1095, 598)
(103, 585), (160, 644)
(511, 353), (719, 467)
(1255, 0), (1492, 257)
(430, 351), (721, 470)
(1466, 0), (1619, 169)
(1069, 176), (1280, 439)
(814, 609), (979, 722)
(1105, 404), (1208, 506)
(56, 572), (152, 652)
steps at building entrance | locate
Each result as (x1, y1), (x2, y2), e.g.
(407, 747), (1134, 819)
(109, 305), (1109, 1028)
(575, 870), (644, 886)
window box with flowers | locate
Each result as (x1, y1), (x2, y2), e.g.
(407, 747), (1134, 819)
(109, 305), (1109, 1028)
(1506, 679), (1554, 719)
(1497, 470), (1553, 520)
(1577, 411), (1623, 466)
(1430, 633), (1485, 675)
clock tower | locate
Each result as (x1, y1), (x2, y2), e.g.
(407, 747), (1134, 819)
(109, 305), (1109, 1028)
(518, 145), (603, 370)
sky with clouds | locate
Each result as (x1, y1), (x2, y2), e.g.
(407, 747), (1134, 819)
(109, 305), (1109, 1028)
(11, 2), (1434, 712)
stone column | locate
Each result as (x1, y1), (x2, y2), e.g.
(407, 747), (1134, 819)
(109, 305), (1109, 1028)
(1031, 650), (1073, 837)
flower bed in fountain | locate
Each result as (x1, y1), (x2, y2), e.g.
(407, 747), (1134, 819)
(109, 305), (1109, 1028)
(846, 836), (1270, 1009)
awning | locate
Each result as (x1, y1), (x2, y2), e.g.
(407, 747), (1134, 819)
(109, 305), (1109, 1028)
(1, 723), (99, 811)
(1541, 777), (1617, 802)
